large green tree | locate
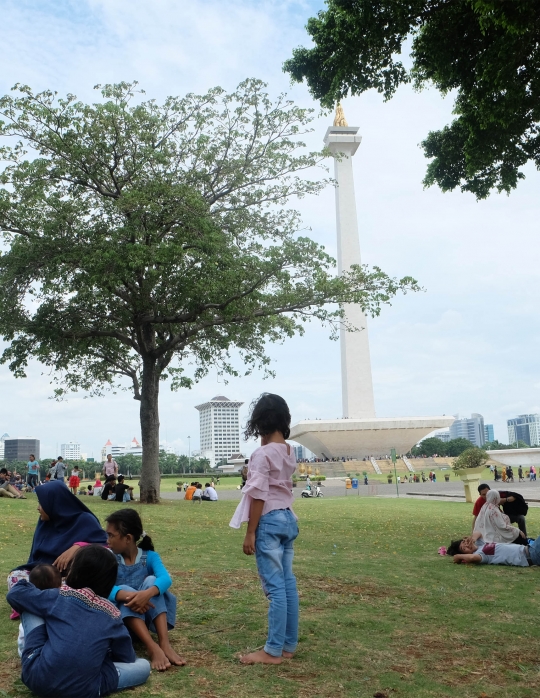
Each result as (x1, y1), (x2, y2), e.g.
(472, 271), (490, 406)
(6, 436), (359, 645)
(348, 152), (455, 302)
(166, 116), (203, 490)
(0, 81), (417, 502)
(284, 0), (540, 199)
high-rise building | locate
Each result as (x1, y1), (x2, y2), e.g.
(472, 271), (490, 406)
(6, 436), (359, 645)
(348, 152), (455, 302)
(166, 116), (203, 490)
(61, 442), (81, 460)
(293, 445), (305, 461)
(4, 438), (40, 462)
(507, 415), (540, 447)
(449, 414), (485, 447)
(195, 395), (243, 467)
(484, 424), (495, 443)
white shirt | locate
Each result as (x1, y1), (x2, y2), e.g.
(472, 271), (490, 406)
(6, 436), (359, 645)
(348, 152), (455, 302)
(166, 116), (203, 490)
(204, 486), (218, 501)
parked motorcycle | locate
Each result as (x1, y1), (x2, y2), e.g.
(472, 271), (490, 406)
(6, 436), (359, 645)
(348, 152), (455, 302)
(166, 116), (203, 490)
(301, 486), (323, 498)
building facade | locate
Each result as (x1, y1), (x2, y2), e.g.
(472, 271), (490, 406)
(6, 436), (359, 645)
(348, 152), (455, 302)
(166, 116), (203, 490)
(431, 429), (451, 443)
(101, 437), (142, 461)
(4, 438), (40, 462)
(0, 433), (9, 460)
(507, 415), (540, 447)
(484, 424), (495, 443)
(195, 395), (243, 467)
(61, 442), (81, 460)
(449, 414), (485, 447)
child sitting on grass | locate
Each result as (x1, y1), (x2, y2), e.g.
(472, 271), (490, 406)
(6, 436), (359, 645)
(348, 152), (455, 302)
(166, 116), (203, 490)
(7, 545), (150, 698)
(230, 393), (299, 665)
(105, 508), (185, 671)
(18, 564), (62, 657)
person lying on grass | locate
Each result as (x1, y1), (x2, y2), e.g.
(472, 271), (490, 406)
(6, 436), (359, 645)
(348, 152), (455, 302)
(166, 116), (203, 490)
(447, 531), (540, 566)
(7, 545), (150, 698)
(230, 392), (299, 666)
(105, 508), (186, 671)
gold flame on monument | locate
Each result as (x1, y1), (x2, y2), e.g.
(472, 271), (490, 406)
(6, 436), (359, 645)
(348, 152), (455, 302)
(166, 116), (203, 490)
(333, 102), (348, 127)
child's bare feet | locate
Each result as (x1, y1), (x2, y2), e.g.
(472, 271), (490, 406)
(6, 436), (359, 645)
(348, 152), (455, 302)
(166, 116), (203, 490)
(148, 644), (172, 671)
(160, 641), (187, 666)
(282, 651), (294, 658)
(240, 650), (282, 665)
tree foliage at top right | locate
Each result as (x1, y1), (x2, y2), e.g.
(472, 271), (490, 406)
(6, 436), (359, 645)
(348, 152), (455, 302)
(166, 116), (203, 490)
(284, 0), (540, 199)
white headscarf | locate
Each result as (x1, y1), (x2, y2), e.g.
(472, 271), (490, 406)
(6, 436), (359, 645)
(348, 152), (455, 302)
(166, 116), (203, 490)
(474, 490), (519, 543)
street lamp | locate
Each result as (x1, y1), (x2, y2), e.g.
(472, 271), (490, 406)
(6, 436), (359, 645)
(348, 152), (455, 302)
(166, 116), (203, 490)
(188, 436), (191, 473)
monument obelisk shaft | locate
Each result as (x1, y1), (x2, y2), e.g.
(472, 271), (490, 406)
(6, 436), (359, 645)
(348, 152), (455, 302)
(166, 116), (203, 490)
(324, 109), (376, 419)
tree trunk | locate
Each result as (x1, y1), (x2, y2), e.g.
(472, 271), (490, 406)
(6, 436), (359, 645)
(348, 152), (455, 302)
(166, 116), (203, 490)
(139, 357), (161, 503)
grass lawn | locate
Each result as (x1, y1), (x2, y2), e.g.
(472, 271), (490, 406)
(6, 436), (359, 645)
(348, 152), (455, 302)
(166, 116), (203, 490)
(1, 496), (540, 697)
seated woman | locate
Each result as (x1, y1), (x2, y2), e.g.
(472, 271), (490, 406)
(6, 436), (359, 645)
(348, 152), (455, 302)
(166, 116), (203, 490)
(7, 545), (150, 697)
(7, 481), (107, 594)
(473, 490), (525, 544)
(105, 509), (185, 671)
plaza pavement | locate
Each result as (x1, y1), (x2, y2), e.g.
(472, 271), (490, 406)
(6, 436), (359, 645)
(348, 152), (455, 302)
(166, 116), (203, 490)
(161, 477), (540, 507)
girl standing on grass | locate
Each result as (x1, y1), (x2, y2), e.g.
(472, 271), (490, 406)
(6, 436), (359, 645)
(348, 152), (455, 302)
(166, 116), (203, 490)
(69, 466), (81, 495)
(230, 393), (299, 665)
(105, 509), (185, 671)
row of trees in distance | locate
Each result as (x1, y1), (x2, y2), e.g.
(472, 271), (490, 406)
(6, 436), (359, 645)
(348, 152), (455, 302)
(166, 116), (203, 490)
(410, 437), (536, 458)
(0, 450), (211, 478)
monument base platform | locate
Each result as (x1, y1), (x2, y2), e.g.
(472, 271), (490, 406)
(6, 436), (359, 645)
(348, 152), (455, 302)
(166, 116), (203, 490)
(486, 448), (540, 469)
(290, 416), (455, 461)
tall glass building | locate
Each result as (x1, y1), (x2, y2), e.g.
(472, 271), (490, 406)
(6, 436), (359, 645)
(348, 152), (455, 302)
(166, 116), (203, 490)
(507, 415), (540, 447)
(449, 413), (485, 447)
(483, 424), (495, 443)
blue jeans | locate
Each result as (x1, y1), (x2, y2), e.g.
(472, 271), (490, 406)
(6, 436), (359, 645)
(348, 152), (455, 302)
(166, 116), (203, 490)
(255, 508), (299, 657)
(529, 537), (540, 565)
(21, 611), (45, 642)
(117, 575), (174, 631)
(27, 474), (38, 489)
(114, 658), (151, 691)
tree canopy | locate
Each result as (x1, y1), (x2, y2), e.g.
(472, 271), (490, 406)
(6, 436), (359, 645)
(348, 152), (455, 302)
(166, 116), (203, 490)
(410, 436), (472, 457)
(284, 0), (540, 199)
(0, 80), (418, 502)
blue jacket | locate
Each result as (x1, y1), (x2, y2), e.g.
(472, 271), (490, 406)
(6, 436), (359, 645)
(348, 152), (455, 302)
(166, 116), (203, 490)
(7, 580), (136, 698)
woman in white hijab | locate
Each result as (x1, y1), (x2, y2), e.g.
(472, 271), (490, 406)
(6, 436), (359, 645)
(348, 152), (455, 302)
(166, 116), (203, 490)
(474, 490), (524, 543)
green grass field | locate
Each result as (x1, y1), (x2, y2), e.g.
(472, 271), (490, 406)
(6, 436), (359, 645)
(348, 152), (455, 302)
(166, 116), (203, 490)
(1, 495), (539, 697)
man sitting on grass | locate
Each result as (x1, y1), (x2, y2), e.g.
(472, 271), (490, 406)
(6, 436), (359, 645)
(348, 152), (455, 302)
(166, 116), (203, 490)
(447, 531), (540, 567)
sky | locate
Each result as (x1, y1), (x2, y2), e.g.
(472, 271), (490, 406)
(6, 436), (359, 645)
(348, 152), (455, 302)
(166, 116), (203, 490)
(0, 0), (538, 460)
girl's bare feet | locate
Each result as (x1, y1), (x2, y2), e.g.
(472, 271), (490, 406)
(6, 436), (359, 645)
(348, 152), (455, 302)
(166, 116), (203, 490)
(240, 649), (282, 665)
(160, 641), (187, 666)
(148, 644), (171, 671)
(282, 651), (294, 658)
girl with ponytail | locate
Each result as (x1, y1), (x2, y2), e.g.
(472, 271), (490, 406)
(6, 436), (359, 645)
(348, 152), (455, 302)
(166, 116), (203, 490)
(105, 509), (185, 671)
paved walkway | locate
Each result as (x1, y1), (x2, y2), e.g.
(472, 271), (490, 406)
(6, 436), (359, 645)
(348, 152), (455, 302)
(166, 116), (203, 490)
(161, 478), (540, 506)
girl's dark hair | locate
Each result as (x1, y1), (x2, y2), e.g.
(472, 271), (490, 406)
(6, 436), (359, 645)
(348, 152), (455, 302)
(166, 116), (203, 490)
(65, 545), (118, 598)
(244, 393), (291, 440)
(105, 474), (116, 483)
(446, 540), (463, 556)
(105, 508), (155, 551)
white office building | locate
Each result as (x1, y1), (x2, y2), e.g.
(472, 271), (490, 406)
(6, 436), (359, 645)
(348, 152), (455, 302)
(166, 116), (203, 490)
(195, 395), (243, 467)
(61, 442), (81, 460)
(101, 437), (142, 461)
(508, 414), (540, 447)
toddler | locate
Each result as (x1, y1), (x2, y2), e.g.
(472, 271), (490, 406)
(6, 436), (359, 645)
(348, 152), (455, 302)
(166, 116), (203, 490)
(18, 564), (62, 656)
